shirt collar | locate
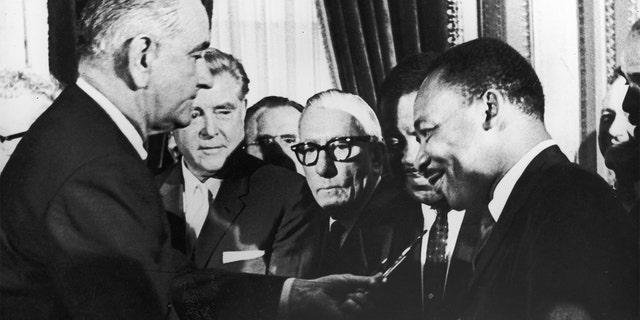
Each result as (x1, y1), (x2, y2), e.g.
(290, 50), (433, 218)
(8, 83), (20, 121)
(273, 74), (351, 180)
(487, 140), (556, 222)
(76, 78), (147, 160)
(181, 159), (222, 196)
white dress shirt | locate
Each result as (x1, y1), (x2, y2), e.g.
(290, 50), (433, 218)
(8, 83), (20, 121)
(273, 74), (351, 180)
(487, 140), (556, 222)
(419, 205), (465, 300)
(76, 78), (147, 160)
(181, 159), (221, 238)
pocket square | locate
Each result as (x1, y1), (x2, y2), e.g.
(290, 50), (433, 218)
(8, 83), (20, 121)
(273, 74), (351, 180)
(223, 250), (265, 264)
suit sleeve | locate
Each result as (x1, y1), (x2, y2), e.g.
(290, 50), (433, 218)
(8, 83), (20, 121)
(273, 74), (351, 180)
(44, 154), (180, 319)
(268, 180), (324, 279)
(526, 169), (639, 320)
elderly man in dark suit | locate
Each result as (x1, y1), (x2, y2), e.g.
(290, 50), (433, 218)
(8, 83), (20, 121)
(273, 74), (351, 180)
(158, 49), (320, 278)
(413, 38), (639, 320)
(0, 1), (378, 319)
(292, 89), (423, 319)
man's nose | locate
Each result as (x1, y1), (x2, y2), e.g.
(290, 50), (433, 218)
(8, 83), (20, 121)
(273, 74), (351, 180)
(402, 140), (420, 166)
(414, 141), (431, 175)
(196, 59), (214, 89)
(315, 150), (337, 178)
(199, 113), (219, 138)
(608, 115), (632, 143)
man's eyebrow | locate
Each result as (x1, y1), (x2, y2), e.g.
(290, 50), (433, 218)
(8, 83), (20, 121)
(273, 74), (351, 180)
(189, 41), (210, 54)
(214, 103), (236, 109)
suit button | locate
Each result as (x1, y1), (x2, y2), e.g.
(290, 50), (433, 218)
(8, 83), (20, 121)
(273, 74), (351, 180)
(427, 293), (435, 300)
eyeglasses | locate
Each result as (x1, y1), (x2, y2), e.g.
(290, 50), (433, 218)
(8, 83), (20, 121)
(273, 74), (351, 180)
(247, 134), (299, 147)
(0, 131), (26, 143)
(290, 136), (379, 166)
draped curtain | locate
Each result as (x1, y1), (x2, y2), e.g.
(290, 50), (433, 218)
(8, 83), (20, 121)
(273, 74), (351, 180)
(210, 0), (337, 105)
(320, 0), (450, 109)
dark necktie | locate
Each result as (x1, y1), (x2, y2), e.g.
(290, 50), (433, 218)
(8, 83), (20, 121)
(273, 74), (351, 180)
(423, 209), (449, 318)
(472, 209), (495, 270)
(324, 221), (346, 275)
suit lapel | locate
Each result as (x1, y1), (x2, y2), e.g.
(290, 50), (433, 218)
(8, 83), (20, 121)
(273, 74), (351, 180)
(470, 146), (569, 287)
(194, 174), (248, 268)
(157, 164), (188, 255)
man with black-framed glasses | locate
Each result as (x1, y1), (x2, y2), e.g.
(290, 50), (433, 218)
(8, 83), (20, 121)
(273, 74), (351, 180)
(294, 89), (423, 319)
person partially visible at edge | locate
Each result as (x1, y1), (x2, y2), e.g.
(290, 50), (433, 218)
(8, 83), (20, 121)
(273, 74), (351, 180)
(619, 18), (640, 221)
(597, 75), (638, 216)
(0, 70), (61, 172)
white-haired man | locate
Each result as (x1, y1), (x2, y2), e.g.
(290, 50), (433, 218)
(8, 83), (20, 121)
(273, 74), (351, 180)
(293, 89), (423, 319)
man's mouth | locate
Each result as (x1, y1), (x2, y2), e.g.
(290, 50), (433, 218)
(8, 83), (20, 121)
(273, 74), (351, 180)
(199, 146), (225, 154)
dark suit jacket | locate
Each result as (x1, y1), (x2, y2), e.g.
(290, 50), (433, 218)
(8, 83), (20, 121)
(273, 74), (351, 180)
(156, 152), (322, 278)
(0, 85), (284, 320)
(315, 178), (423, 319)
(463, 146), (639, 320)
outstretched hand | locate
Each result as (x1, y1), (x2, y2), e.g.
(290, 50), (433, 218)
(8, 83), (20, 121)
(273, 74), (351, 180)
(289, 273), (383, 320)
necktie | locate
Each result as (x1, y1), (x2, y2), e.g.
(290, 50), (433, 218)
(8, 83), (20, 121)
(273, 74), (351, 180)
(324, 222), (346, 275)
(185, 183), (209, 257)
(423, 209), (449, 318)
(472, 209), (495, 270)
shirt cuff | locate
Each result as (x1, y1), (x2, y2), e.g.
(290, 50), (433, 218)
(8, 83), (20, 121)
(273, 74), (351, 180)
(278, 278), (295, 320)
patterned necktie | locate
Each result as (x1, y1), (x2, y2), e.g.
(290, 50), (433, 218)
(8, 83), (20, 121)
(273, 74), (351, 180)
(423, 209), (449, 318)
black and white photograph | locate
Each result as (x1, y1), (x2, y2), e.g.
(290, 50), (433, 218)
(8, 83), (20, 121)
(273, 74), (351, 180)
(0, 0), (638, 319)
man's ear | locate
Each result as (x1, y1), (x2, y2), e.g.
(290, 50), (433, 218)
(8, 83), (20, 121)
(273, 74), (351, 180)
(167, 131), (181, 160)
(481, 89), (502, 130)
(240, 99), (248, 119)
(128, 35), (157, 89)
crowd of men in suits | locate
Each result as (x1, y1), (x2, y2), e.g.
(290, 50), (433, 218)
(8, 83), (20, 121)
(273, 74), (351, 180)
(1, 0), (639, 319)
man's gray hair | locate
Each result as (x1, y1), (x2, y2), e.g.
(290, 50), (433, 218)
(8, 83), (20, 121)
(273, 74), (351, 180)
(304, 89), (383, 140)
(0, 70), (61, 100)
(77, 0), (186, 62)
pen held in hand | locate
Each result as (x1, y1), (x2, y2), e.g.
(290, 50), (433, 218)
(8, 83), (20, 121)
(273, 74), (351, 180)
(380, 229), (428, 281)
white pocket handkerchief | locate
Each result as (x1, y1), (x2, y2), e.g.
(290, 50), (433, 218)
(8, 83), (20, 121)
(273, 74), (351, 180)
(223, 250), (265, 264)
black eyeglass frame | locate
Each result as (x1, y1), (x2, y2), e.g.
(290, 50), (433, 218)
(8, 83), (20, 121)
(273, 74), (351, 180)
(290, 136), (379, 166)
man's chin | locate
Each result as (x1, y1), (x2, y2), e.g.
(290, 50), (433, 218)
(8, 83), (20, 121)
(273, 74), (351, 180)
(409, 189), (444, 205)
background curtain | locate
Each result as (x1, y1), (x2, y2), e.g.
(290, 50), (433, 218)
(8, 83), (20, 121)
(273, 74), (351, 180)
(210, 0), (337, 105)
(321, 0), (449, 109)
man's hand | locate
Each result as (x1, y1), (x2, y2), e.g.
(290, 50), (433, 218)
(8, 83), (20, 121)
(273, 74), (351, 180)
(289, 274), (382, 320)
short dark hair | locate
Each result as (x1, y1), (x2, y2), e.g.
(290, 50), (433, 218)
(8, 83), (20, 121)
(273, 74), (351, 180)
(377, 52), (439, 131)
(426, 38), (545, 120)
(205, 49), (250, 99)
(246, 96), (303, 121)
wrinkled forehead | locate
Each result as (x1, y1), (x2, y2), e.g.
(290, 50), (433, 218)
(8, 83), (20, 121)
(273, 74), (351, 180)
(299, 107), (367, 143)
